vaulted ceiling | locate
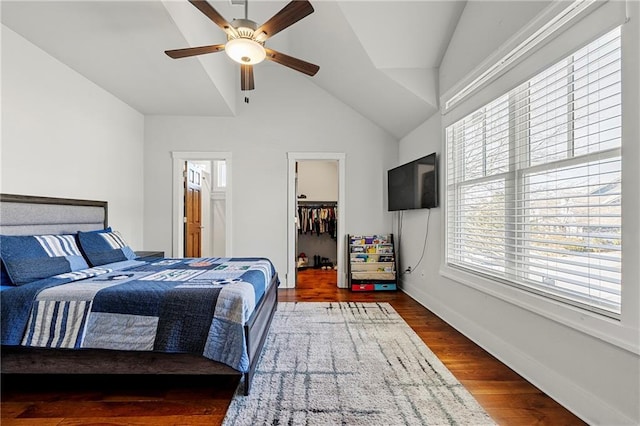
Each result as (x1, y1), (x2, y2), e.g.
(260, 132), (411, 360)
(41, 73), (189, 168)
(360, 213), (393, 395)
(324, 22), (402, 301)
(1, 0), (466, 139)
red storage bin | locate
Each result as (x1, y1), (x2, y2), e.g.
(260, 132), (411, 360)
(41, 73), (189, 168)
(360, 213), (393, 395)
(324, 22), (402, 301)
(351, 283), (375, 291)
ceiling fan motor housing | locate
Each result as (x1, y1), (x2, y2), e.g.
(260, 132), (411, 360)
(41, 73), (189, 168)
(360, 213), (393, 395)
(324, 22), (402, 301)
(229, 18), (260, 40)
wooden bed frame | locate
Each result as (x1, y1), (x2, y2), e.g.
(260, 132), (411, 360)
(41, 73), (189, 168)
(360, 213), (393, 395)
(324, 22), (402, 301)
(0, 193), (278, 395)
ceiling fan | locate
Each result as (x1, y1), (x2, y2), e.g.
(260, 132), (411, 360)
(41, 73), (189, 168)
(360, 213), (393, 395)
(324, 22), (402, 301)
(165, 0), (320, 91)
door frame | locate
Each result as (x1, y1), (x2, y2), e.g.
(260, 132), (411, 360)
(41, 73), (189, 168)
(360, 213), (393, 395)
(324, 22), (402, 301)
(286, 152), (346, 289)
(171, 151), (232, 258)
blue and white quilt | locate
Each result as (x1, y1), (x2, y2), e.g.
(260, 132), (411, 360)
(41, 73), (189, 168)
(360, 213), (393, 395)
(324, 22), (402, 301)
(1, 257), (277, 373)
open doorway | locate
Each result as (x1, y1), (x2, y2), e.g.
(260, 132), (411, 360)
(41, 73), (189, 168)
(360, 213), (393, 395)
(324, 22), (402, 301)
(287, 152), (346, 289)
(172, 152), (232, 258)
(185, 160), (227, 257)
(296, 160), (338, 273)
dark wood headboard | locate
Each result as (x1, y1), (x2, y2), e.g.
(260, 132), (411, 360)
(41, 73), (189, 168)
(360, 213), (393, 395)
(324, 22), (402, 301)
(0, 194), (108, 236)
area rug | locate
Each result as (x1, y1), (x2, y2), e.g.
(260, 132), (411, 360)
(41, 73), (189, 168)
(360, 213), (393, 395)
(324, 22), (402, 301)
(222, 302), (495, 425)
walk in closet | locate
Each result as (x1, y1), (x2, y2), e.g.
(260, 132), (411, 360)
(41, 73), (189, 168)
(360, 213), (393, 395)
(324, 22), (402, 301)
(295, 160), (338, 272)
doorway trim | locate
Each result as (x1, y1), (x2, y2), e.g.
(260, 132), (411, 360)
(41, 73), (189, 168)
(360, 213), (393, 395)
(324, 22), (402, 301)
(286, 152), (346, 289)
(171, 151), (233, 258)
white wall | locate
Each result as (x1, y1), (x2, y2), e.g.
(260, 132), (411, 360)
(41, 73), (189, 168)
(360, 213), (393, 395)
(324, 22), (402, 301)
(297, 160), (338, 201)
(398, 2), (640, 425)
(212, 196), (226, 257)
(143, 65), (398, 279)
(438, 0), (551, 96)
(0, 25), (145, 248)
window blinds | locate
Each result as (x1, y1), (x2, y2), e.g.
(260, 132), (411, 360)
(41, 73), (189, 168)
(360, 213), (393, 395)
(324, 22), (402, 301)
(446, 26), (622, 316)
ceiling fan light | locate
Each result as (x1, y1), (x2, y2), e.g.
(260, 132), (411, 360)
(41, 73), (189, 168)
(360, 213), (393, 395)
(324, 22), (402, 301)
(225, 38), (266, 65)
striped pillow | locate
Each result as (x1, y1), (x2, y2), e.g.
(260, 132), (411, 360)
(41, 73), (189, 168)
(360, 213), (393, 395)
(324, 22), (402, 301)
(0, 234), (89, 285)
(77, 228), (136, 267)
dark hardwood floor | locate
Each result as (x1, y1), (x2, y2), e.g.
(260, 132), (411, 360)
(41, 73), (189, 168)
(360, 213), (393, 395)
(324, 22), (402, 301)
(1, 269), (586, 425)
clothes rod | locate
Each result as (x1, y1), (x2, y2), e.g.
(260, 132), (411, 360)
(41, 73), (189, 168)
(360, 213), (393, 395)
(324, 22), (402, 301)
(297, 201), (337, 205)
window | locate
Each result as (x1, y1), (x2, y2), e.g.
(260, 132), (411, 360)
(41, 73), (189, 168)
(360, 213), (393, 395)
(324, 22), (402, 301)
(213, 160), (227, 191)
(446, 26), (622, 316)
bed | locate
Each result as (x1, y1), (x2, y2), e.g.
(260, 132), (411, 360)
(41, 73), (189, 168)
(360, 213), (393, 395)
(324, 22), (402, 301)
(0, 193), (278, 395)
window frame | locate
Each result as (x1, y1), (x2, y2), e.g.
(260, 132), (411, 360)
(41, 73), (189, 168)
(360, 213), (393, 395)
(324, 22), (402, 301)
(212, 160), (227, 192)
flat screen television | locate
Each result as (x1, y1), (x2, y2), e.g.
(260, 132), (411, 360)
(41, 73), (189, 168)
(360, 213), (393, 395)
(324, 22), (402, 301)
(387, 152), (438, 211)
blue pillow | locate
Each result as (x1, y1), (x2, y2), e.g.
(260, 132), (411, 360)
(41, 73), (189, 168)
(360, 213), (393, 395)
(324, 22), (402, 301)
(0, 234), (89, 285)
(1, 260), (13, 285)
(77, 228), (136, 267)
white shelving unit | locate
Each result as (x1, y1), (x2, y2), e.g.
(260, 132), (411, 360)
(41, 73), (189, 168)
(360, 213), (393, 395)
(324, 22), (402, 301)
(347, 234), (398, 291)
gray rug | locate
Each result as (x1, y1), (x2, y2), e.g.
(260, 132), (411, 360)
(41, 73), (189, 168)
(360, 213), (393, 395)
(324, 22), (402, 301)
(223, 302), (495, 425)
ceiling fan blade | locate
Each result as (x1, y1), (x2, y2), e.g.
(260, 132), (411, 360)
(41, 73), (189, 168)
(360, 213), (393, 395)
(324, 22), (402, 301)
(241, 64), (255, 91)
(264, 48), (319, 76)
(254, 0), (314, 42)
(165, 44), (225, 59)
(188, 0), (238, 38)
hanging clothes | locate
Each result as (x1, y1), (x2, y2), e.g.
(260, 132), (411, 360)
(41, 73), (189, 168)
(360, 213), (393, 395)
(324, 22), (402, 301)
(297, 204), (337, 239)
